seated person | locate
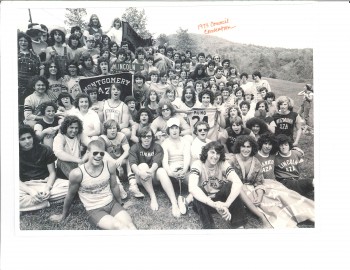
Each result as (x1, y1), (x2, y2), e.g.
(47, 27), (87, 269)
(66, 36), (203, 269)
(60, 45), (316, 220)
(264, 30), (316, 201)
(19, 125), (68, 212)
(53, 115), (91, 179)
(50, 140), (136, 230)
(188, 141), (246, 229)
(157, 118), (192, 217)
(190, 121), (212, 162)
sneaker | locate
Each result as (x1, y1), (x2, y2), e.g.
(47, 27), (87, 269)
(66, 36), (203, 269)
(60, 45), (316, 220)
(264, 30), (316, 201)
(177, 195), (187, 215)
(129, 184), (145, 198)
(118, 183), (128, 199)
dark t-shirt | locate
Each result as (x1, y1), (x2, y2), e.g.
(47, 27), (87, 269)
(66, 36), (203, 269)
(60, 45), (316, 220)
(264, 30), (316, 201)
(20, 144), (57, 182)
(225, 127), (252, 153)
(129, 142), (164, 168)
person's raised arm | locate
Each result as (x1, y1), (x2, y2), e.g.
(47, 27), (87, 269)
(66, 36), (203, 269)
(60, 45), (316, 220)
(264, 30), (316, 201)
(49, 168), (82, 222)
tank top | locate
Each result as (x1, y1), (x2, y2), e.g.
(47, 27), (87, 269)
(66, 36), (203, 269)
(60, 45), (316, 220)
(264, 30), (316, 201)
(103, 100), (125, 123)
(78, 161), (113, 211)
(273, 111), (297, 140)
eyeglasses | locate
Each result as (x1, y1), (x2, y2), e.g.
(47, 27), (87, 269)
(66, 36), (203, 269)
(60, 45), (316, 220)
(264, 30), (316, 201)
(198, 128), (208, 132)
(162, 108), (170, 112)
(141, 135), (152, 139)
(92, 151), (105, 157)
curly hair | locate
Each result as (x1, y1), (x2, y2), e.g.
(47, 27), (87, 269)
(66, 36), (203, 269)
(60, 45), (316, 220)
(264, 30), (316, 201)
(198, 89), (214, 104)
(57, 92), (74, 107)
(68, 34), (81, 48)
(157, 99), (176, 117)
(60, 115), (83, 135)
(136, 107), (153, 124)
(19, 124), (39, 146)
(200, 141), (226, 163)
(44, 58), (62, 79)
(74, 93), (92, 109)
(28, 75), (49, 93)
(49, 30), (65, 44)
(103, 119), (120, 135)
(257, 132), (278, 155)
(38, 101), (58, 115)
(276, 134), (293, 150)
(232, 135), (259, 156)
(246, 117), (269, 135)
(18, 32), (33, 51)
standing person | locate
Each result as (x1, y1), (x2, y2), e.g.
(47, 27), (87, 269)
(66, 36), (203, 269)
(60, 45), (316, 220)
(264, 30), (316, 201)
(69, 26), (85, 48)
(79, 53), (99, 77)
(297, 84), (313, 129)
(67, 34), (83, 62)
(88, 87), (104, 123)
(18, 32), (41, 111)
(26, 23), (48, 58)
(129, 126), (164, 209)
(44, 59), (67, 102)
(19, 125), (68, 212)
(84, 14), (103, 41)
(133, 72), (149, 110)
(274, 134), (314, 196)
(188, 141), (247, 229)
(62, 60), (83, 100)
(240, 72), (256, 100)
(246, 117), (269, 141)
(23, 75), (52, 127)
(50, 140), (136, 230)
(102, 83), (131, 139)
(157, 118), (192, 217)
(53, 115), (91, 179)
(143, 89), (160, 120)
(227, 135), (313, 228)
(78, 35), (100, 63)
(252, 71), (271, 93)
(254, 100), (276, 133)
(107, 18), (123, 46)
(272, 96), (302, 146)
(45, 26), (73, 75)
(264, 92), (278, 117)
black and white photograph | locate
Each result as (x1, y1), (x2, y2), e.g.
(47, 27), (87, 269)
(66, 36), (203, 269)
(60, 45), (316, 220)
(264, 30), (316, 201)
(1, 0), (349, 269)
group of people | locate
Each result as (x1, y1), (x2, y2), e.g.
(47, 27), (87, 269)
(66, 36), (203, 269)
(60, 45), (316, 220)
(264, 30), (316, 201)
(18, 14), (314, 230)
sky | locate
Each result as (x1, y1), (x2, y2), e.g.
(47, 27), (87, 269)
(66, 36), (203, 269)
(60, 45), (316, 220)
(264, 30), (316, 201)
(13, 1), (315, 49)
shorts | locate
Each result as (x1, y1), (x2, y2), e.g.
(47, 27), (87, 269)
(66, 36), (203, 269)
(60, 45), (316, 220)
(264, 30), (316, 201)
(86, 199), (124, 226)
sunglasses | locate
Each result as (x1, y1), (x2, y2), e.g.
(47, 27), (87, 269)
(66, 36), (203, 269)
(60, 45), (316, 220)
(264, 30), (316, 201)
(92, 151), (105, 157)
(141, 135), (152, 139)
(198, 128), (208, 132)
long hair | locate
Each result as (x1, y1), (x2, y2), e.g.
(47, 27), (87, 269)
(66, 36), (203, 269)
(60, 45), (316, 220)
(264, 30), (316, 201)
(232, 135), (259, 156)
(19, 124), (39, 147)
(88, 14), (102, 28)
(200, 141), (226, 163)
(136, 107), (153, 124)
(246, 117), (269, 135)
(257, 133), (278, 155)
(44, 58), (62, 79)
(181, 85), (197, 104)
(18, 32), (33, 51)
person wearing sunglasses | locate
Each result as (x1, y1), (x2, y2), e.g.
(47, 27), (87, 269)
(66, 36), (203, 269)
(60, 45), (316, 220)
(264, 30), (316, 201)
(190, 121), (212, 162)
(50, 139), (136, 230)
(129, 126), (164, 212)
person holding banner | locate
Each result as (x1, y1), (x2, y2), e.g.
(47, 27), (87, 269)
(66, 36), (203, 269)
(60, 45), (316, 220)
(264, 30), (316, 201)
(103, 82), (131, 139)
(195, 90), (225, 141)
(150, 99), (192, 144)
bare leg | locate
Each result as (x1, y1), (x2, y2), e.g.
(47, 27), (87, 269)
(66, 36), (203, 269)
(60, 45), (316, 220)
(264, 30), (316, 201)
(137, 163), (158, 211)
(97, 210), (136, 230)
(239, 191), (272, 228)
(156, 168), (180, 217)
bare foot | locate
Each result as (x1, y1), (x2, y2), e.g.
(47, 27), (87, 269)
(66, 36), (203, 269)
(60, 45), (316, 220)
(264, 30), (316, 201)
(150, 198), (159, 211)
(172, 204), (181, 218)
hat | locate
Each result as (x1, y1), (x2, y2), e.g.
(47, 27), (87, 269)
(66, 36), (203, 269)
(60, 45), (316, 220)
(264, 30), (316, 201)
(26, 24), (46, 37)
(86, 35), (95, 41)
(166, 117), (180, 128)
(124, 96), (136, 104)
(305, 84), (313, 92)
(49, 26), (66, 36)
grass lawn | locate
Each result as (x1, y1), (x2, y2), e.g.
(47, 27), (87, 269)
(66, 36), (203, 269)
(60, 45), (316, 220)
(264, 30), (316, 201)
(20, 77), (314, 230)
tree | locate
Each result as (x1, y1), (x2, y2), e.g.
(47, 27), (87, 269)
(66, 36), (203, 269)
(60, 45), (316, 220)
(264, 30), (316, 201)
(174, 28), (197, 53)
(121, 7), (152, 39)
(64, 8), (88, 31)
(156, 33), (169, 46)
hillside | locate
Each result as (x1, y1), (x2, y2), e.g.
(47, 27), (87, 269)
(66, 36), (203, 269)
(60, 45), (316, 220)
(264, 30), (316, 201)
(167, 33), (313, 83)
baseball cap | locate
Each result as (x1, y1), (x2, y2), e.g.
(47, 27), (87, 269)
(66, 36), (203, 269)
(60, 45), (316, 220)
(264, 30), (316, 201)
(166, 117), (180, 128)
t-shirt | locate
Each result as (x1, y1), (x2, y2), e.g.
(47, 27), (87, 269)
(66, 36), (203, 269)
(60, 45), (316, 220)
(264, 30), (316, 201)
(255, 152), (276, 180)
(190, 160), (234, 196)
(35, 117), (60, 141)
(274, 150), (303, 180)
(273, 111), (298, 140)
(129, 142), (164, 168)
(100, 133), (128, 159)
(20, 144), (57, 182)
(225, 127), (252, 153)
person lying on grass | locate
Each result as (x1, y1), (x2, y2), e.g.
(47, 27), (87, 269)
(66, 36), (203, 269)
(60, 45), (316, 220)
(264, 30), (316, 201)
(188, 141), (246, 229)
(19, 125), (68, 212)
(50, 140), (136, 230)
